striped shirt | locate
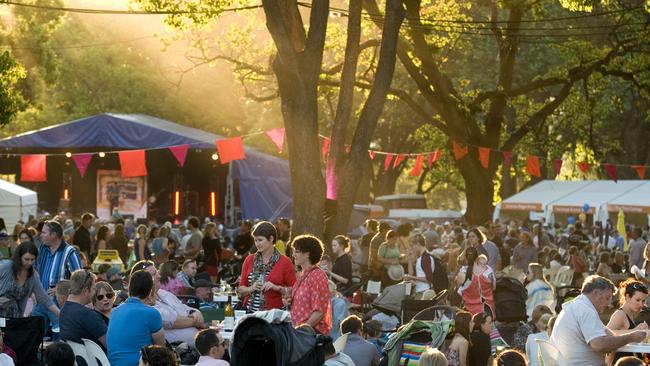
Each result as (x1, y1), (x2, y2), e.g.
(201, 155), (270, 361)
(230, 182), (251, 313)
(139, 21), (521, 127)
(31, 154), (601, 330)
(35, 240), (82, 290)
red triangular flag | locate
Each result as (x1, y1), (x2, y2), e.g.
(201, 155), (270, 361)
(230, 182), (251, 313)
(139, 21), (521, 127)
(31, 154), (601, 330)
(553, 159), (563, 176)
(72, 153), (93, 178)
(409, 155), (424, 177)
(632, 165), (646, 179)
(603, 163), (617, 182)
(577, 161), (590, 173)
(525, 156), (541, 177)
(21, 155), (47, 182)
(384, 154), (394, 172)
(265, 128), (285, 153)
(503, 151), (512, 169)
(393, 154), (405, 169)
(369, 150), (376, 160)
(168, 145), (189, 167)
(321, 138), (330, 161)
(119, 150), (147, 177)
(452, 141), (468, 161)
(215, 137), (246, 165)
(478, 147), (490, 168)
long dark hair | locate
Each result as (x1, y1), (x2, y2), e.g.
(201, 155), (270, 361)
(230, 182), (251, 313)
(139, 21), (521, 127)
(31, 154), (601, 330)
(465, 246), (479, 283)
(12, 241), (38, 278)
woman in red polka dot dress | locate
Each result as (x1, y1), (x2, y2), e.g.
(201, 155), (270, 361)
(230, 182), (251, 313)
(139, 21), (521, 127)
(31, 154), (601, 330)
(286, 235), (332, 335)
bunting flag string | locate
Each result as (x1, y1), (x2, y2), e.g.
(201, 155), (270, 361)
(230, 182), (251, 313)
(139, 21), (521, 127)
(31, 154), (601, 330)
(7, 126), (650, 183)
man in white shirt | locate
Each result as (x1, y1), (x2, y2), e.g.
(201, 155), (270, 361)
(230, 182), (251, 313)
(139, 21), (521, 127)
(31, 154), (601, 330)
(194, 329), (229, 366)
(550, 275), (646, 366)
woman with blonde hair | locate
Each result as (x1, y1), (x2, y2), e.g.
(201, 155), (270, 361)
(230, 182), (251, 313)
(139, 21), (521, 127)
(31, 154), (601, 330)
(418, 347), (448, 366)
(525, 263), (555, 318)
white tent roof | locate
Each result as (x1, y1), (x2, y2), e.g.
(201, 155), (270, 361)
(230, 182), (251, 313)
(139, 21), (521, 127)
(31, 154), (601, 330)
(499, 180), (589, 212)
(0, 179), (37, 207)
(606, 181), (650, 214)
(548, 180), (646, 221)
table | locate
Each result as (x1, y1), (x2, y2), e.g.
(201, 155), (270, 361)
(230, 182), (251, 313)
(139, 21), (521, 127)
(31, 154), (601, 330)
(618, 342), (650, 353)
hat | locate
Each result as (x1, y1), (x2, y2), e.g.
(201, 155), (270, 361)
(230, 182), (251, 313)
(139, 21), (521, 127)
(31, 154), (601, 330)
(193, 278), (217, 288)
(387, 264), (405, 281)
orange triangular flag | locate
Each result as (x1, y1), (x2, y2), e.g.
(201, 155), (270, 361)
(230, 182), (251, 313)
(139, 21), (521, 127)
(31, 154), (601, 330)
(428, 150), (441, 168)
(21, 155), (47, 182)
(632, 165), (646, 179)
(409, 155), (424, 177)
(384, 154), (394, 172)
(215, 137), (246, 165)
(393, 154), (405, 169)
(525, 156), (541, 177)
(452, 141), (468, 161)
(119, 150), (147, 177)
(321, 138), (330, 161)
(478, 147), (490, 168)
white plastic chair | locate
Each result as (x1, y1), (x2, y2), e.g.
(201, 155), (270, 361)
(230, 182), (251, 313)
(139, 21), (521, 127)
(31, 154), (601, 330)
(82, 338), (110, 366)
(535, 339), (567, 366)
(333, 332), (349, 354)
(65, 340), (96, 366)
(549, 266), (572, 288)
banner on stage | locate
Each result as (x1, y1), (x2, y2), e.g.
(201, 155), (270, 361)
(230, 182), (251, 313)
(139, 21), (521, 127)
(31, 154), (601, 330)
(96, 170), (147, 219)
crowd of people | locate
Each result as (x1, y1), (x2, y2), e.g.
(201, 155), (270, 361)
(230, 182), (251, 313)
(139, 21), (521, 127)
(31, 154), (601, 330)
(0, 212), (649, 366)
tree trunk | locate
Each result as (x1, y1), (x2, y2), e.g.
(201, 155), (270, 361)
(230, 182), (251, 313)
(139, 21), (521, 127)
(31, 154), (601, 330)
(373, 168), (401, 197)
(274, 60), (326, 237)
(457, 152), (495, 225)
(325, 0), (405, 241)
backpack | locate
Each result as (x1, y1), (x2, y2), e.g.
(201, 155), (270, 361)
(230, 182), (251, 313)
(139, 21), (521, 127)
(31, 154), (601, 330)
(493, 277), (528, 322)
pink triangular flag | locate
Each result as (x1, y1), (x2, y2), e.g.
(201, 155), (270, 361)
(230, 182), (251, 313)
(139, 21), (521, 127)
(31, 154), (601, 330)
(369, 150), (376, 160)
(603, 163), (618, 183)
(428, 150), (441, 168)
(503, 151), (512, 169)
(553, 159), (563, 176)
(265, 128), (285, 153)
(384, 154), (394, 172)
(72, 153), (93, 178)
(168, 145), (189, 167)
(393, 154), (405, 169)
(409, 155), (424, 177)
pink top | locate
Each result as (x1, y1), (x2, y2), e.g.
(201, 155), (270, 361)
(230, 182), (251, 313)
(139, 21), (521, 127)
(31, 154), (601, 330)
(290, 267), (332, 334)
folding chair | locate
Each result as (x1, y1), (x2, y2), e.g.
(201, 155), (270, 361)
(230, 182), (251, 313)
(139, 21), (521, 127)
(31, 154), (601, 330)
(2, 316), (44, 366)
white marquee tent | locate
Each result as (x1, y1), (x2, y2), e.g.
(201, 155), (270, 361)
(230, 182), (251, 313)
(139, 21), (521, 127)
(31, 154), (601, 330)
(0, 179), (37, 230)
(495, 180), (650, 225)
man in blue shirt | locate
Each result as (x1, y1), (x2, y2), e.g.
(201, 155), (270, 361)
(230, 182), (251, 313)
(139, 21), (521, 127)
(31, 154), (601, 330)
(107, 270), (165, 366)
(60, 270), (107, 349)
(32, 220), (82, 337)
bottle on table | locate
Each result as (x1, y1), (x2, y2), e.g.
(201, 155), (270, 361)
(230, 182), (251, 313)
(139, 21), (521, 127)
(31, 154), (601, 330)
(224, 295), (235, 330)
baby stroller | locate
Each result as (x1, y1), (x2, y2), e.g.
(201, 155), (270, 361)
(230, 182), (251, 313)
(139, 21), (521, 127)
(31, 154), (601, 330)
(229, 315), (329, 366)
(371, 282), (448, 325)
(377, 318), (453, 366)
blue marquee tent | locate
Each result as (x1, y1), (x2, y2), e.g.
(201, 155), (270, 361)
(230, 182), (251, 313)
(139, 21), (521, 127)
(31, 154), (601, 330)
(0, 113), (292, 220)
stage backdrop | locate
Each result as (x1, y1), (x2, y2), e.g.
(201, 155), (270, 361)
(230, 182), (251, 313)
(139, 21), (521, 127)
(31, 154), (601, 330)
(96, 170), (147, 219)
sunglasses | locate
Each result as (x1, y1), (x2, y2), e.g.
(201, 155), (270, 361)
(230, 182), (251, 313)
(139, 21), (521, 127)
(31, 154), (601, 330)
(96, 293), (115, 301)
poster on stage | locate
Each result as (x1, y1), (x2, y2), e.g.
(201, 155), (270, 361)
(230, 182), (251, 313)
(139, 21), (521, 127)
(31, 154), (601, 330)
(96, 170), (147, 219)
